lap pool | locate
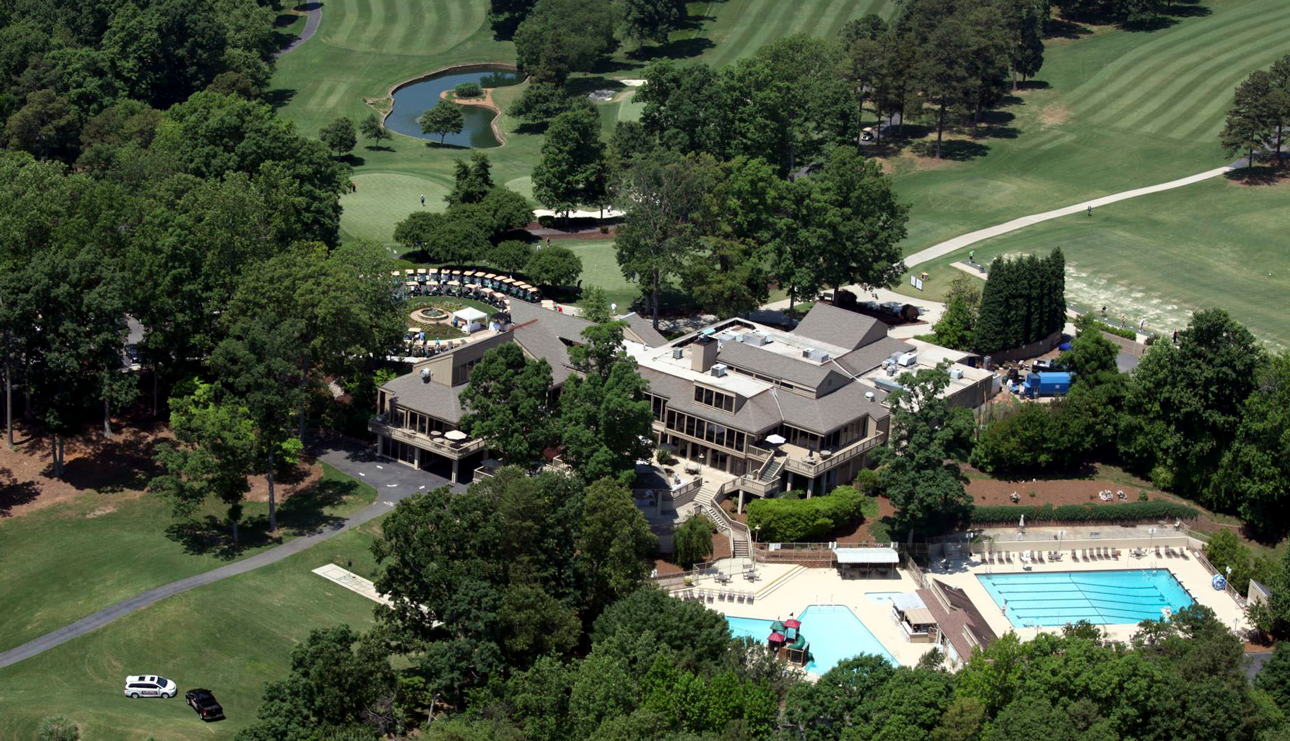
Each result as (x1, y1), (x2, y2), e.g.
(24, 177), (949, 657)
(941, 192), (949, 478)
(725, 605), (898, 673)
(978, 569), (1194, 628)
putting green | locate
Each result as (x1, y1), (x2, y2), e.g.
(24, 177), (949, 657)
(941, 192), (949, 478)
(504, 175), (533, 200)
(339, 172), (451, 244)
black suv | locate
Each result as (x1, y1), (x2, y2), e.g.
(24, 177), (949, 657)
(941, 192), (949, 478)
(185, 689), (225, 721)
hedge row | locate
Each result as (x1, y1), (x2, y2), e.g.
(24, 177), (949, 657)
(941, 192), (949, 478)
(1088, 320), (1137, 340)
(746, 486), (864, 543)
(971, 501), (1199, 525)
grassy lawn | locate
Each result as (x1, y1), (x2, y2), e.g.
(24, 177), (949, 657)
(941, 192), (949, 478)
(562, 238), (640, 309)
(890, 0), (1290, 254)
(0, 523), (385, 741)
(895, 174), (1290, 347)
(282, 0), (1290, 339)
(0, 463), (376, 654)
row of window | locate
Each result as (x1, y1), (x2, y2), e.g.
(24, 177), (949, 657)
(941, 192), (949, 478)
(693, 385), (735, 412)
(388, 406), (451, 437)
(665, 409), (747, 453)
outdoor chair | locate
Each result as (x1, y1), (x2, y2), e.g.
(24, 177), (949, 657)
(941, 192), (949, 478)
(1155, 547), (1162, 558)
(1071, 550), (1077, 561)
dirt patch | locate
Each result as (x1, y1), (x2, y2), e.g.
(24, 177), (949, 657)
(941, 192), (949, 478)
(0, 418), (321, 519)
(86, 506), (117, 518)
(245, 459), (323, 503)
(878, 150), (961, 176)
(0, 419), (168, 518)
(1038, 104), (1070, 127)
(966, 473), (1157, 508)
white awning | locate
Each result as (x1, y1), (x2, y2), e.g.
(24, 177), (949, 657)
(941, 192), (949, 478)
(452, 307), (489, 323)
(834, 547), (899, 565)
(891, 592), (927, 611)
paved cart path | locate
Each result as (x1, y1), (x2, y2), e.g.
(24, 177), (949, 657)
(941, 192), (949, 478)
(275, 2), (322, 58)
(0, 437), (459, 671)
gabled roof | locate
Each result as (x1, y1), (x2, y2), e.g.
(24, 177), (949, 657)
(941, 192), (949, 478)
(383, 371), (467, 423)
(620, 312), (668, 347)
(833, 337), (916, 376)
(793, 303), (890, 351)
(716, 341), (841, 390)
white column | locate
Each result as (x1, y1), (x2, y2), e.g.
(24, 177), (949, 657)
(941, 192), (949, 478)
(451, 458), (459, 484)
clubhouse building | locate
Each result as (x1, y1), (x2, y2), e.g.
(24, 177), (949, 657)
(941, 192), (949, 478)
(370, 302), (995, 495)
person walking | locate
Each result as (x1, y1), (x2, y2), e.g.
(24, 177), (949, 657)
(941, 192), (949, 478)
(1087, 205), (1093, 216)
(420, 194), (425, 207)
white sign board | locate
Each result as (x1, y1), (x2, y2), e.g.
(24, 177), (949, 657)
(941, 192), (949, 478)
(915, 278), (924, 291)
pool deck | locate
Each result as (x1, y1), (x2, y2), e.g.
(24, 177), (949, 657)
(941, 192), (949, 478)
(677, 561), (938, 668)
(675, 545), (1246, 668)
(927, 547), (1247, 645)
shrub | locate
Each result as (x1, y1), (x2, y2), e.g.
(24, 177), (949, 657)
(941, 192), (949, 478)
(853, 468), (881, 497)
(1085, 319), (1136, 340)
(969, 501), (1199, 525)
(969, 402), (1087, 475)
(674, 514), (714, 569)
(746, 486), (865, 542)
(454, 82), (483, 98)
(1204, 529), (1274, 594)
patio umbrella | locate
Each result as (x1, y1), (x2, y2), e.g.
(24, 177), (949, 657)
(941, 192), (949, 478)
(764, 434), (787, 445)
(1019, 514), (1025, 529)
(444, 430), (468, 441)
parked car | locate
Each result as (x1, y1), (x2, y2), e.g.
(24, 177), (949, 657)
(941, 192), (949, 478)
(186, 688), (225, 721)
(124, 675), (177, 698)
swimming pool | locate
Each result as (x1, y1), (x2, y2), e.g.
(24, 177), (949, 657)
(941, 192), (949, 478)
(725, 605), (898, 673)
(978, 570), (1194, 627)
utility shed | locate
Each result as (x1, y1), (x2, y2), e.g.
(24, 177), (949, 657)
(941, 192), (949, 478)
(834, 546), (899, 579)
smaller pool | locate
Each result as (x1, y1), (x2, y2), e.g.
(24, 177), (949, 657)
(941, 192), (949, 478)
(978, 569), (1194, 628)
(725, 605), (897, 673)
(864, 592), (905, 605)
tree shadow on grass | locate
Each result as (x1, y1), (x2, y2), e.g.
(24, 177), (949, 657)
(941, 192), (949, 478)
(1043, 17), (1094, 40)
(909, 138), (991, 162)
(263, 88), (298, 110)
(1016, 80), (1051, 92)
(166, 514), (277, 560)
(364, 144), (395, 152)
(0, 467), (39, 517)
(277, 477), (355, 536)
(628, 37), (715, 63)
(424, 141), (469, 151)
(340, 153), (366, 167)
(514, 121), (551, 136)
(1223, 163), (1288, 186)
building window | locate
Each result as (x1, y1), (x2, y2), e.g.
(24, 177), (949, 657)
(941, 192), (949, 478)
(693, 386), (735, 413)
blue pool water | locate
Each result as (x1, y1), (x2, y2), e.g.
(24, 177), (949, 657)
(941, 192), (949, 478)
(978, 569), (1194, 627)
(725, 605), (898, 673)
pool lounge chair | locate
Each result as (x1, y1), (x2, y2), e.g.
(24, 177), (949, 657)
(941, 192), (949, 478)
(1155, 547), (1162, 558)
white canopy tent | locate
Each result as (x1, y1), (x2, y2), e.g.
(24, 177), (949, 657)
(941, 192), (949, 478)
(452, 307), (489, 332)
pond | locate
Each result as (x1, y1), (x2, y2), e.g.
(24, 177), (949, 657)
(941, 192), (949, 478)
(385, 67), (524, 148)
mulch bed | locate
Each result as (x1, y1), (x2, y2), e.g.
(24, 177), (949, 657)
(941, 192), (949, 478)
(966, 475), (1157, 508)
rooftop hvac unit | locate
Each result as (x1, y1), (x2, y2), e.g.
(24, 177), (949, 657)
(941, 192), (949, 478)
(672, 347), (684, 359)
(802, 348), (831, 363)
(710, 364), (728, 377)
(864, 391), (875, 401)
(873, 376), (904, 393)
(897, 351), (918, 367)
(741, 332), (770, 347)
(420, 368), (430, 382)
(887, 352), (904, 365)
(948, 367), (964, 380)
(886, 364), (896, 377)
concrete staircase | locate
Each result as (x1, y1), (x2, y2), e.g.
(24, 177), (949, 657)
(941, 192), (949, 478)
(697, 484), (751, 558)
(758, 457), (784, 484)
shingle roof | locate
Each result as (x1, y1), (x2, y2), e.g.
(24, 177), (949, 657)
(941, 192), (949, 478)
(637, 366), (783, 435)
(793, 303), (890, 351)
(620, 313), (668, 347)
(774, 383), (888, 434)
(833, 337), (916, 376)
(716, 341), (839, 390)
(383, 372), (467, 424)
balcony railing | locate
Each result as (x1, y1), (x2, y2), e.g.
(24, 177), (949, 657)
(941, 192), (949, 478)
(369, 419), (487, 458)
(781, 432), (886, 478)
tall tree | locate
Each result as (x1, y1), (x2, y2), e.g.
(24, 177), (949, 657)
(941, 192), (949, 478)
(1214, 352), (1290, 534)
(813, 147), (909, 301)
(447, 152), (496, 206)
(524, 244), (583, 288)
(916, 16), (973, 159)
(151, 380), (257, 542)
(620, 0), (687, 46)
(1118, 309), (1266, 504)
(577, 478), (657, 612)
(532, 102), (607, 214)
(558, 321), (654, 485)
(1221, 69), (1281, 172)
(420, 98), (465, 144)
(875, 363), (975, 536)
(459, 342), (556, 467)
(319, 116), (357, 158)
(614, 149), (708, 328)
(358, 113), (391, 148)
(513, 0), (616, 78)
